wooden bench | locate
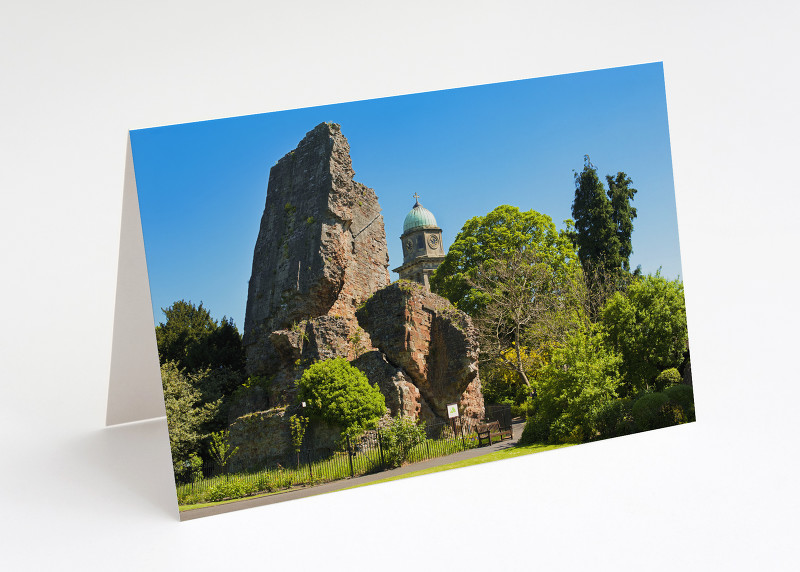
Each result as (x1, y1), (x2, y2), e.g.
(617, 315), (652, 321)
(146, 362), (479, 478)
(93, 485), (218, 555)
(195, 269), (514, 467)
(476, 420), (513, 446)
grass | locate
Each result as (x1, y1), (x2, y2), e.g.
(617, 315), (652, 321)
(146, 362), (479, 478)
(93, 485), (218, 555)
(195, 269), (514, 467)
(344, 442), (574, 488)
(179, 487), (290, 512)
(176, 449), (384, 500)
(179, 441), (574, 511)
(177, 432), (478, 509)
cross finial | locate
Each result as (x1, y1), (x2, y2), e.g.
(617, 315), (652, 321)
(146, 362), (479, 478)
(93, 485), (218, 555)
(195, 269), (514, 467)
(413, 192), (420, 204)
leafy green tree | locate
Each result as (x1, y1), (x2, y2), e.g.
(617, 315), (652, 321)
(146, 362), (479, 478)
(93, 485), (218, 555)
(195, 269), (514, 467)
(160, 361), (220, 478)
(206, 316), (247, 372)
(289, 414), (309, 467)
(469, 248), (586, 389)
(156, 300), (245, 373)
(570, 156), (637, 288)
(480, 347), (542, 405)
(156, 301), (245, 436)
(208, 429), (239, 475)
(523, 327), (622, 444)
(296, 358), (386, 438)
(430, 205), (579, 316)
(156, 300), (215, 369)
(195, 366), (244, 414)
(600, 274), (688, 395)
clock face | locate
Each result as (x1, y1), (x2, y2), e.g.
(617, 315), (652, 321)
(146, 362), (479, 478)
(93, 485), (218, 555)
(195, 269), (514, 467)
(405, 238), (413, 251)
(427, 234), (440, 249)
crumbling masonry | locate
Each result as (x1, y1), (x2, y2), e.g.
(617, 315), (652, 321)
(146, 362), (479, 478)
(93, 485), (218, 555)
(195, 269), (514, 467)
(230, 123), (483, 470)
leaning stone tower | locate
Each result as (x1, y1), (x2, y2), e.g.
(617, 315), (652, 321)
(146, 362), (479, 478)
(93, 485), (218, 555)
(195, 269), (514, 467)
(392, 194), (445, 290)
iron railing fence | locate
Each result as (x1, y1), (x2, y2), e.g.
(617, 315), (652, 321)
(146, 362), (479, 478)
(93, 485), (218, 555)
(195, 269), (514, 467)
(485, 404), (513, 431)
(176, 416), (482, 501)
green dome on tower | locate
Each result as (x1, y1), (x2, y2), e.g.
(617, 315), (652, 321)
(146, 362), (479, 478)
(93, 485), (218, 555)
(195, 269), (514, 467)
(403, 196), (438, 233)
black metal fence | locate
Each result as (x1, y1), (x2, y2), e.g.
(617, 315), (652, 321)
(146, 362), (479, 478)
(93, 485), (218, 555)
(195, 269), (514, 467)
(485, 403), (513, 430)
(177, 416), (482, 503)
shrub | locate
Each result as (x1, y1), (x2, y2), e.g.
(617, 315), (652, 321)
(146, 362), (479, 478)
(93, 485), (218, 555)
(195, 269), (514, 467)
(296, 358), (386, 438)
(189, 453), (204, 482)
(600, 274), (688, 395)
(533, 328), (622, 443)
(274, 470), (293, 489)
(632, 384), (696, 432)
(177, 489), (205, 506)
(518, 415), (549, 445)
(381, 416), (426, 468)
(549, 417), (585, 444)
(205, 478), (256, 502)
(254, 473), (274, 493)
(655, 368), (682, 392)
(631, 392), (672, 431)
(161, 361), (220, 480)
(592, 398), (635, 440)
(511, 402), (533, 419)
(663, 384), (695, 422)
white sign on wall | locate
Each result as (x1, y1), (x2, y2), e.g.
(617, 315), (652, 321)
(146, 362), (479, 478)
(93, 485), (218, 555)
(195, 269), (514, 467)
(447, 403), (458, 419)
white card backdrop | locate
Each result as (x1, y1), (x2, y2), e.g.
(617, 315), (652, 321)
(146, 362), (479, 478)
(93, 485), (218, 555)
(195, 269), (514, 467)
(1, 1), (799, 570)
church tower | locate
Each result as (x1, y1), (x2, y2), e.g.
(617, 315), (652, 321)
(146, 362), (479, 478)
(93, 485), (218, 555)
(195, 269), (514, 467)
(393, 194), (445, 290)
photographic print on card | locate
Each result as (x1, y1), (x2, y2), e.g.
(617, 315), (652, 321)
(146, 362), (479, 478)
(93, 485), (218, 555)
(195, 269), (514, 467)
(130, 62), (693, 520)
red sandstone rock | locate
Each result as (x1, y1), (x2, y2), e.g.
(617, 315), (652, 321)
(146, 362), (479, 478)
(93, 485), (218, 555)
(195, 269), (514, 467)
(243, 123), (390, 376)
(231, 124), (484, 461)
(356, 281), (484, 422)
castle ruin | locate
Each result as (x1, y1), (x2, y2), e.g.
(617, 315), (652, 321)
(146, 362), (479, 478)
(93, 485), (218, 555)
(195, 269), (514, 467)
(230, 123), (483, 469)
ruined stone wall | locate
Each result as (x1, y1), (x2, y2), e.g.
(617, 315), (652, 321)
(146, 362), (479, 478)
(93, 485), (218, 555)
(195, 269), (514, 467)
(243, 123), (390, 376)
(228, 406), (342, 472)
(232, 123), (484, 461)
(356, 281), (484, 423)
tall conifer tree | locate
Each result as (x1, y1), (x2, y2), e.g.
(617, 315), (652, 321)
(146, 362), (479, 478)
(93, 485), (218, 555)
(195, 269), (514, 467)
(606, 172), (638, 273)
(570, 156), (637, 280)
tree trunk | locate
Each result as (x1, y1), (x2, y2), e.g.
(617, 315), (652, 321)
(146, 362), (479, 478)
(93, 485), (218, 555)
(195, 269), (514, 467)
(514, 327), (531, 387)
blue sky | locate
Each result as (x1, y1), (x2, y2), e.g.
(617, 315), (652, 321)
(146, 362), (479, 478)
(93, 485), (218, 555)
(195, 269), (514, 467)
(131, 62), (680, 331)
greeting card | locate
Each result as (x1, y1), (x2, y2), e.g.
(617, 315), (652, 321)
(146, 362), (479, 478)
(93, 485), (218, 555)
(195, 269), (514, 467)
(109, 63), (693, 520)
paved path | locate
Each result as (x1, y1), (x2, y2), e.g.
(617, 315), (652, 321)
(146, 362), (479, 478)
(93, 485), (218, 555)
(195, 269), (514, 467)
(181, 420), (525, 521)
